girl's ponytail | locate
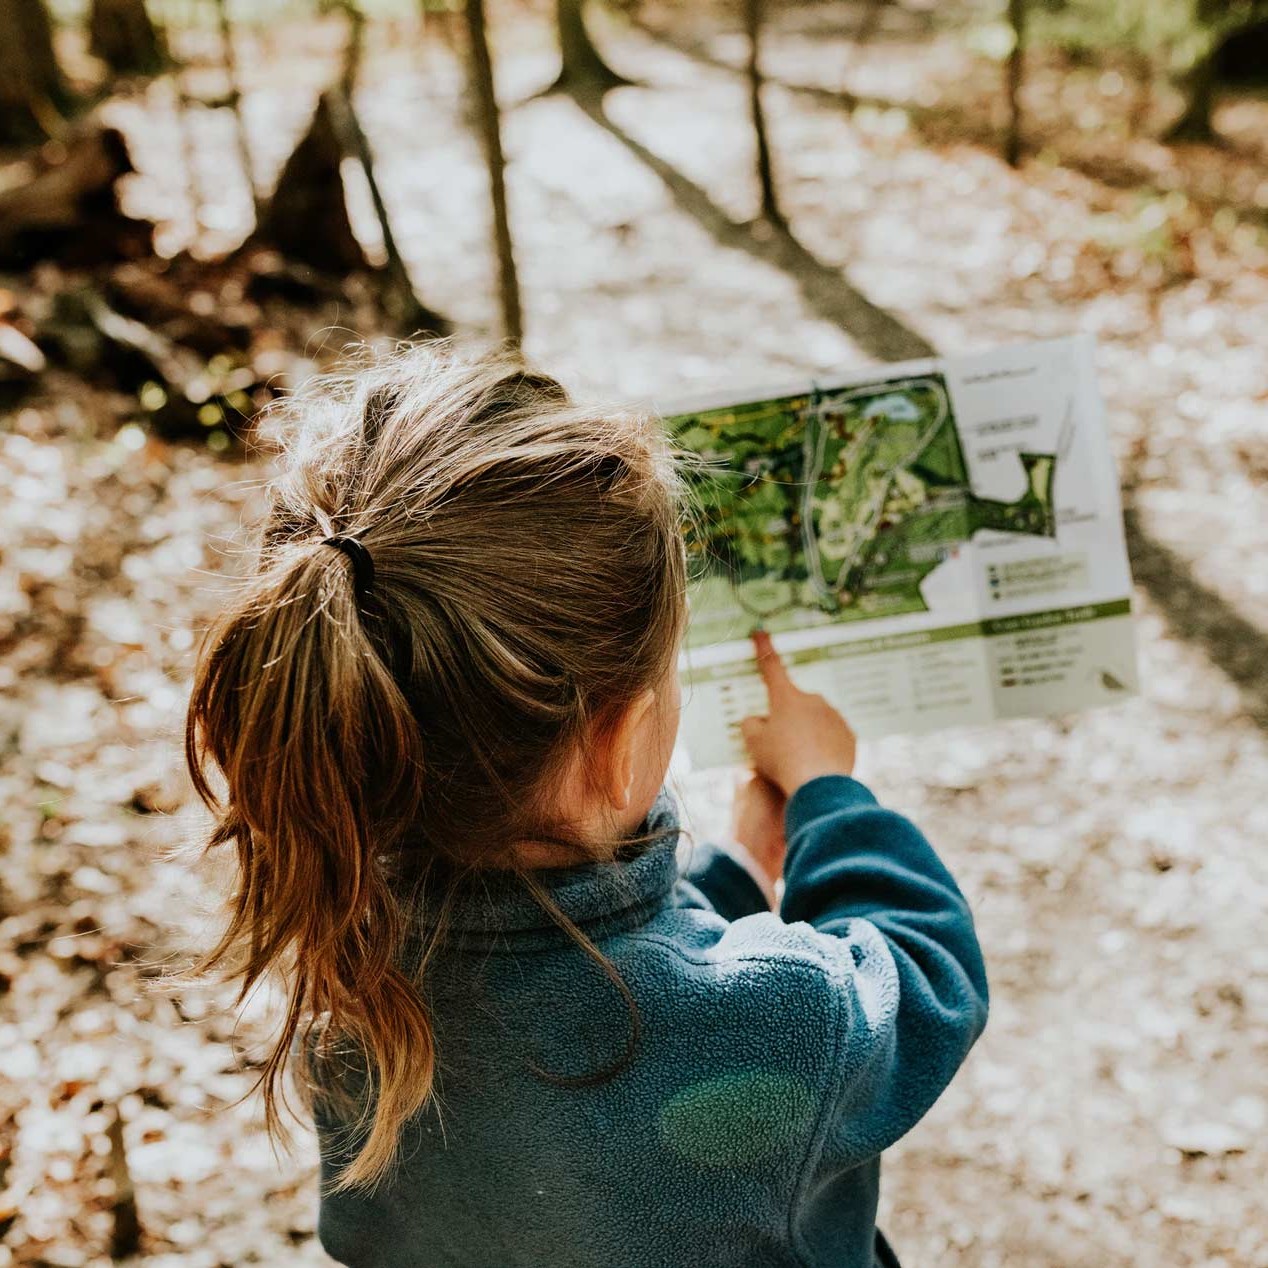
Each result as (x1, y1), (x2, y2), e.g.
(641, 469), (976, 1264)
(185, 344), (687, 1190)
(187, 537), (432, 1190)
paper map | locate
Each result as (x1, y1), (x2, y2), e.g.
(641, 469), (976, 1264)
(667, 335), (1138, 769)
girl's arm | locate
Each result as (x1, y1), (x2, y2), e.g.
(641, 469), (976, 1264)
(736, 631), (987, 1161)
(782, 774), (988, 1161)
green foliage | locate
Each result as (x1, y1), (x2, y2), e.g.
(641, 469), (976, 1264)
(1090, 190), (1194, 260)
(1030, 0), (1194, 63)
(1028, 0), (1268, 71)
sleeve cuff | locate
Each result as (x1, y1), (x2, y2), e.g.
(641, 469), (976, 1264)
(784, 775), (878, 841)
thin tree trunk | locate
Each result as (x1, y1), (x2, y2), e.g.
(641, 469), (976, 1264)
(854, 0), (889, 46)
(1128, 49), (1153, 136)
(1004, 0), (1026, 167)
(1164, 0), (1268, 144)
(89, 0), (166, 76)
(328, 1), (449, 334)
(325, 95), (415, 305)
(1165, 48), (1217, 142)
(255, 93), (369, 273)
(340, 0), (366, 94)
(551, 0), (629, 96)
(464, 0), (523, 343)
(105, 1109), (141, 1259)
(418, 0), (460, 51)
(0, 0), (68, 144)
(172, 76), (205, 237)
(743, 0), (781, 225)
(212, 0), (261, 222)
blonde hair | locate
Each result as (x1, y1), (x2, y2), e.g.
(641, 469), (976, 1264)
(185, 344), (687, 1189)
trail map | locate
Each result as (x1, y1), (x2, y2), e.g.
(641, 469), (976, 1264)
(667, 337), (1137, 768)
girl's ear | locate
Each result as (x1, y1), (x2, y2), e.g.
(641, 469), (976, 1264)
(600, 689), (657, 812)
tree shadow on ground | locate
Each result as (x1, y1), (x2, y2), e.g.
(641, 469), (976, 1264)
(630, 18), (1268, 233)
(1121, 506), (1268, 731)
(571, 94), (935, 364)
(571, 91), (1268, 734)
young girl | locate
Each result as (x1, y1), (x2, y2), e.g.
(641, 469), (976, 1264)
(186, 345), (987, 1268)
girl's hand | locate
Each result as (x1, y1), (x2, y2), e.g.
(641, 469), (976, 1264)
(739, 630), (857, 799)
(731, 773), (786, 895)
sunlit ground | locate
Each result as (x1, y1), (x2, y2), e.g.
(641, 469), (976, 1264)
(3, 2), (1268, 1264)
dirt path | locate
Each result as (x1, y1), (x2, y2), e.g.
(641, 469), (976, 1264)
(2, 13), (1266, 1267)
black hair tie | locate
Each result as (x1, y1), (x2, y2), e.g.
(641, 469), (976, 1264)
(323, 535), (375, 605)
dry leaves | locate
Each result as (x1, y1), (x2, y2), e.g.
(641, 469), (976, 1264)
(3, 4), (1267, 1265)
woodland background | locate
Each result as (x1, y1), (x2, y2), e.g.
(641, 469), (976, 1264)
(1, 0), (1267, 1264)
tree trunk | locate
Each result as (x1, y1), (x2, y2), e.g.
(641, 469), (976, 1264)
(255, 94), (370, 274)
(326, 2), (450, 335)
(0, 0), (67, 144)
(212, 0), (261, 221)
(1128, 49), (1153, 136)
(0, 124), (153, 266)
(105, 1109), (141, 1260)
(1165, 48), (1218, 142)
(854, 0), (890, 46)
(89, 0), (166, 76)
(418, 0), (461, 51)
(743, 0), (781, 225)
(551, 0), (629, 96)
(1003, 0), (1026, 167)
(464, 0), (523, 343)
(1165, 0), (1233, 144)
(1215, 15), (1268, 84)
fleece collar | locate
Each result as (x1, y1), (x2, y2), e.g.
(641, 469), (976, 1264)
(431, 793), (682, 945)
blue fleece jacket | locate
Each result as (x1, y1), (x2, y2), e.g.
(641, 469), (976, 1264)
(315, 776), (988, 1268)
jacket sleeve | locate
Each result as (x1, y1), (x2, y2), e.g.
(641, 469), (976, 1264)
(780, 775), (989, 1165)
(682, 840), (771, 920)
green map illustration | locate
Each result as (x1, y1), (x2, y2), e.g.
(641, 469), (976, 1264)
(669, 373), (1057, 647)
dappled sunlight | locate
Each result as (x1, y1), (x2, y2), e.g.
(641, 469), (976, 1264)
(2, 0), (1267, 1264)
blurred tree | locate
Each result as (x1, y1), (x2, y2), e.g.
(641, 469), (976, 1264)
(550, 0), (630, 95)
(1004, 0), (1027, 166)
(89, 0), (166, 77)
(853, 0), (893, 46)
(1127, 43), (1155, 135)
(419, 0), (462, 51)
(0, 0), (68, 144)
(1167, 0), (1222, 139)
(328, 0), (449, 333)
(1165, 0), (1268, 141)
(212, 0), (261, 218)
(1215, 14), (1268, 81)
(253, 0), (450, 337)
(255, 94), (369, 273)
(1035, 0), (1268, 143)
(0, 125), (152, 265)
(464, 0), (522, 342)
(743, 0), (782, 225)
(106, 1108), (141, 1258)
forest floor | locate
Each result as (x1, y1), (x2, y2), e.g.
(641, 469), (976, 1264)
(3, 3), (1268, 1265)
